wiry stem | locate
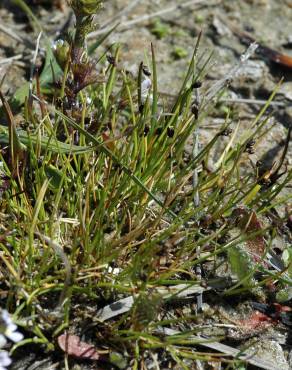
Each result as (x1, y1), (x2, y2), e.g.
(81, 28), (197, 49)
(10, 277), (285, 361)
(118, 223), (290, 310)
(192, 86), (203, 312)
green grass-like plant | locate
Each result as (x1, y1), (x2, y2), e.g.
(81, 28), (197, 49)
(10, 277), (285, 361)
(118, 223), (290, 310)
(0, 1), (291, 368)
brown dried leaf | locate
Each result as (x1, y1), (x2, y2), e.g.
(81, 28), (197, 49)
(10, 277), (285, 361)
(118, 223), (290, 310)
(232, 208), (266, 260)
(238, 311), (273, 331)
(57, 333), (100, 360)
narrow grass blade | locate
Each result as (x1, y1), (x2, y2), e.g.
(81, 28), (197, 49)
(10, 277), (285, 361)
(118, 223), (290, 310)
(88, 24), (119, 55)
(55, 109), (177, 218)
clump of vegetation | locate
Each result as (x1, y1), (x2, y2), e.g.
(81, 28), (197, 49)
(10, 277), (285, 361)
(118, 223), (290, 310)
(172, 46), (188, 60)
(149, 18), (170, 39)
(0, 0), (291, 368)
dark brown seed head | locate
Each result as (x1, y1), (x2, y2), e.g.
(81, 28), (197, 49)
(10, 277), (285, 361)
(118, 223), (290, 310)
(167, 127), (175, 137)
(144, 125), (150, 136)
(245, 139), (256, 154)
(220, 128), (233, 136)
(107, 54), (116, 66)
(191, 103), (199, 119)
(191, 80), (202, 89)
(142, 64), (151, 77)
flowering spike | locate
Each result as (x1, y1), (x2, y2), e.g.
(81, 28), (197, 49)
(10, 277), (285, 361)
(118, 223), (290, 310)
(70, 0), (103, 17)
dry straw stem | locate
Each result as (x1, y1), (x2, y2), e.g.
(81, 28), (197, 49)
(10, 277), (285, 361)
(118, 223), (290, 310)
(35, 232), (72, 309)
(203, 42), (259, 104)
(96, 284), (209, 322)
(155, 327), (279, 370)
(0, 23), (24, 43)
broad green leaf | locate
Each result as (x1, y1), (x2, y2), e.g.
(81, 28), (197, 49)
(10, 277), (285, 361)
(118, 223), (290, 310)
(6, 0), (62, 110)
(9, 43), (62, 110)
(44, 164), (64, 189)
(0, 125), (96, 154)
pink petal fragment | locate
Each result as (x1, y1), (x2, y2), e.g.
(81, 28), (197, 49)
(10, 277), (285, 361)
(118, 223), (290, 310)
(58, 333), (100, 360)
